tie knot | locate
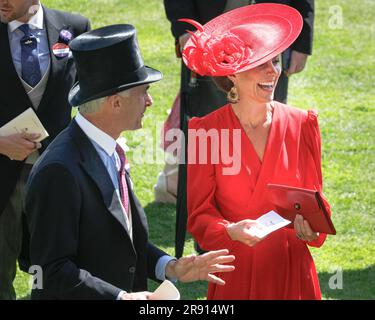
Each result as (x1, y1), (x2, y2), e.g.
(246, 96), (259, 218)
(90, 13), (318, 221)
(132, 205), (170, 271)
(18, 24), (31, 36)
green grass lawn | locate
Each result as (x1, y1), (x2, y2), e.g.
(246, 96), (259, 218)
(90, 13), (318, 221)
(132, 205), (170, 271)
(14, 0), (375, 300)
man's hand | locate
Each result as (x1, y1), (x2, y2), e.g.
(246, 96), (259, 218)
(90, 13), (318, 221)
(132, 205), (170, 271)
(178, 33), (191, 52)
(226, 219), (264, 247)
(294, 214), (318, 242)
(285, 50), (309, 76)
(165, 249), (235, 286)
(0, 132), (41, 161)
(120, 291), (152, 300)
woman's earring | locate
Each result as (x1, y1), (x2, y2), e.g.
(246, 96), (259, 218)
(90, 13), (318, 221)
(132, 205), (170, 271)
(227, 86), (239, 103)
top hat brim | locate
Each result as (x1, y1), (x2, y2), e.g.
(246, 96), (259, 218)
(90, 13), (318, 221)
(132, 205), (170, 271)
(68, 66), (162, 107)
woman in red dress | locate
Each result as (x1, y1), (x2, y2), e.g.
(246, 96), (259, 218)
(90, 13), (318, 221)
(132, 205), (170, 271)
(184, 4), (330, 299)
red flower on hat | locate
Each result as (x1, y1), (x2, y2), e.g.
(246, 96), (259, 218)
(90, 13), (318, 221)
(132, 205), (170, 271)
(180, 19), (253, 76)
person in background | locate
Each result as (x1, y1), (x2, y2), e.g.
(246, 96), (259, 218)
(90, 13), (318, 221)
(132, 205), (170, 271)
(0, 0), (90, 299)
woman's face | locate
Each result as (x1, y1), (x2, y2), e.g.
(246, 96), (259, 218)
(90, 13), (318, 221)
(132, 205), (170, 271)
(229, 55), (282, 104)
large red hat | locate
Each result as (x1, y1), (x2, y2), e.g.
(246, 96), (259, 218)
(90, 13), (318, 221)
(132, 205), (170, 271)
(180, 3), (303, 77)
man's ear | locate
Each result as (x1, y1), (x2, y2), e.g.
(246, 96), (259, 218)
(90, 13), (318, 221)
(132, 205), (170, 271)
(107, 94), (122, 112)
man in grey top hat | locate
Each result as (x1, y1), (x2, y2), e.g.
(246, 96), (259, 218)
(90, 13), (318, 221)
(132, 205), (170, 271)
(23, 24), (235, 300)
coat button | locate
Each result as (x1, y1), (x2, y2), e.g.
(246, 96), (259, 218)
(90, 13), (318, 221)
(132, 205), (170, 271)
(128, 266), (136, 273)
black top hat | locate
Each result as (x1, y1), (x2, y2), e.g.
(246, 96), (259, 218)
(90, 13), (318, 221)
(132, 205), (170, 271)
(68, 24), (163, 106)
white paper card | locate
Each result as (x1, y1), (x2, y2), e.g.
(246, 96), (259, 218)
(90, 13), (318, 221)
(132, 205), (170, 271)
(0, 108), (49, 142)
(149, 280), (180, 300)
(248, 210), (291, 239)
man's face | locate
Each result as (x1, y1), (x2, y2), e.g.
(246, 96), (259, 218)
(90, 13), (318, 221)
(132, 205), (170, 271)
(117, 84), (153, 131)
(0, 0), (38, 23)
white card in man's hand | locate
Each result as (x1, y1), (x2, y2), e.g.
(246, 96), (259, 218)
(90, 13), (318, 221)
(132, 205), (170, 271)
(149, 280), (180, 300)
(0, 108), (49, 142)
(247, 210), (291, 239)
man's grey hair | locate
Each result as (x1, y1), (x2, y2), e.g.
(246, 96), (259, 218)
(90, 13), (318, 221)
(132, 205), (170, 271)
(78, 96), (106, 114)
(78, 90), (130, 114)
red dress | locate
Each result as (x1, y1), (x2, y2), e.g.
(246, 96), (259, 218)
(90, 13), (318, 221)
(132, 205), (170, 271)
(187, 102), (328, 300)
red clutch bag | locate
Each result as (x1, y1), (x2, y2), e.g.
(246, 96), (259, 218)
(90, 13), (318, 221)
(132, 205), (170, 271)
(267, 184), (336, 235)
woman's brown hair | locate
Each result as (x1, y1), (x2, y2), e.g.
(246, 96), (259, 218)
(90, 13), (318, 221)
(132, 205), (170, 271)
(212, 76), (234, 93)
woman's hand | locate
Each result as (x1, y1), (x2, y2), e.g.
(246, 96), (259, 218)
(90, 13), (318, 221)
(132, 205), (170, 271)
(294, 214), (318, 242)
(178, 32), (191, 52)
(226, 219), (265, 247)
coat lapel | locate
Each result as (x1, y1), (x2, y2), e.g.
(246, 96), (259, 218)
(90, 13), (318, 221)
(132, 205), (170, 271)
(125, 172), (149, 247)
(37, 7), (70, 114)
(70, 121), (134, 242)
(0, 22), (33, 119)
